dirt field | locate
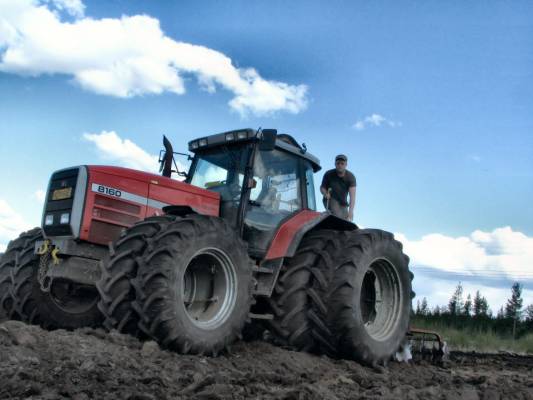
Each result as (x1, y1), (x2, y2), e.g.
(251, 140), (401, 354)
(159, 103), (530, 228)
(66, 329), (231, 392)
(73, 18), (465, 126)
(1, 320), (532, 400)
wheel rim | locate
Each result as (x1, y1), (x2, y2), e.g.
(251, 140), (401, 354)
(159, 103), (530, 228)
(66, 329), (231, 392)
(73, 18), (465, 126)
(182, 247), (237, 330)
(49, 279), (99, 314)
(359, 258), (402, 341)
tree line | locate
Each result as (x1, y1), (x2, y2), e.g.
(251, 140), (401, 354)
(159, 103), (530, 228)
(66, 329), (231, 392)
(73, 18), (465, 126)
(414, 282), (533, 339)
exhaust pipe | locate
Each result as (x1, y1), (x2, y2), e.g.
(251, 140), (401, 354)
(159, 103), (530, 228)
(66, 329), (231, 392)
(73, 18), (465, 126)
(161, 135), (174, 178)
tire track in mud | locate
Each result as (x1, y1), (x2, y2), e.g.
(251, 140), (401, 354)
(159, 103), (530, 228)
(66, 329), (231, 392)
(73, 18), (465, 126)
(1, 320), (532, 400)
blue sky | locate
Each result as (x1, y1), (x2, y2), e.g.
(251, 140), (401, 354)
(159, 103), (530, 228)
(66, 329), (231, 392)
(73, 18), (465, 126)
(0, 0), (532, 310)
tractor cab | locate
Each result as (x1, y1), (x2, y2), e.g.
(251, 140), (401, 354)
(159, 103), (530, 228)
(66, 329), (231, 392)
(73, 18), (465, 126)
(184, 129), (321, 258)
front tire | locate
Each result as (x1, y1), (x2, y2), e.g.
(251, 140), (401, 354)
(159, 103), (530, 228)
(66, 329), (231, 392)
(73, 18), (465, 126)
(9, 229), (102, 329)
(96, 215), (176, 334)
(133, 215), (253, 356)
(0, 228), (42, 320)
(267, 230), (342, 352)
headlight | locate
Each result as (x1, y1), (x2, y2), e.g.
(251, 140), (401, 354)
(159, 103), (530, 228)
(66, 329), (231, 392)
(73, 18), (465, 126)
(60, 213), (70, 224)
(45, 214), (54, 225)
(190, 141), (199, 150)
(225, 133), (235, 141)
(237, 131), (247, 140)
(199, 138), (208, 147)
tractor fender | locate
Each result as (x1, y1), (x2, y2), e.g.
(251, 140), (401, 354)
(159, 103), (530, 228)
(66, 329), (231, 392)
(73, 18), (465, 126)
(162, 205), (199, 217)
(264, 210), (358, 261)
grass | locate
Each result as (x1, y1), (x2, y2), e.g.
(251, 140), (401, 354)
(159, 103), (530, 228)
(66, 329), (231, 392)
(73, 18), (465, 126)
(410, 319), (533, 354)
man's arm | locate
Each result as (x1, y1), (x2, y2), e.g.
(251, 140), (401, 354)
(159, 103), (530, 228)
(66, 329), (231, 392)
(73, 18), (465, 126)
(320, 172), (330, 199)
(348, 186), (356, 221)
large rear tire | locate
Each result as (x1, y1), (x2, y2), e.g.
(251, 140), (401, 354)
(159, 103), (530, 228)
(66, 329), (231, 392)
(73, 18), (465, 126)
(324, 229), (413, 366)
(132, 215), (254, 356)
(10, 229), (102, 329)
(96, 215), (176, 334)
(267, 230), (343, 352)
(0, 228), (42, 320)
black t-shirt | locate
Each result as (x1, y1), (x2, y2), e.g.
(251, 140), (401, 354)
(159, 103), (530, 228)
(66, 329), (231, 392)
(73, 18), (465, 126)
(321, 169), (356, 206)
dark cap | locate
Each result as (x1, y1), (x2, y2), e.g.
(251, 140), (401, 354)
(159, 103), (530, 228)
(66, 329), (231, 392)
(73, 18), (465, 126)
(335, 154), (347, 162)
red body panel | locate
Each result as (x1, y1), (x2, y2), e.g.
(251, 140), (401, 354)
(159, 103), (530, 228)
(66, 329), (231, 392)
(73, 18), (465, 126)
(146, 180), (219, 217)
(264, 210), (322, 260)
(80, 166), (219, 245)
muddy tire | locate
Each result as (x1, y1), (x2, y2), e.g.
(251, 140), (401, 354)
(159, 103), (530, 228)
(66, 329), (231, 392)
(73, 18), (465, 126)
(0, 228), (41, 320)
(132, 215), (253, 356)
(324, 229), (413, 366)
(9, 229), (102, 329)
(268, 230), (343, 352)
(96, 215), (176, 335)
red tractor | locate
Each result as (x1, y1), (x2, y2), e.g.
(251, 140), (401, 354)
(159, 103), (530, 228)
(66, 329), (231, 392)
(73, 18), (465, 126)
(0, 129), (413, 365)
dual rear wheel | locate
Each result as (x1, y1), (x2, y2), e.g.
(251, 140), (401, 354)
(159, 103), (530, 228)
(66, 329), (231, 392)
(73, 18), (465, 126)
(270, 229), (413, 366)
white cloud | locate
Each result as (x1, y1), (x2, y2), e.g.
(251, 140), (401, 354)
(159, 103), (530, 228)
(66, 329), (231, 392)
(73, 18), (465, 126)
(34, 189), (46, 202)
(0, 0), (307, 116)
(396, 227), (533, 309)
(0, 198), (33, 250)
(352, 113), (401, 131)
(468, 154), (481, 162)
(83, 131), (187, 179)
(353, 121), (365, 130)
(396, 227), (533, 280)
(83, 131), (160, 173)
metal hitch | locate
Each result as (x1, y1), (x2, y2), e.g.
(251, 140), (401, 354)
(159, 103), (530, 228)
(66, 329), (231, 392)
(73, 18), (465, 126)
(407, 327), (448, 363)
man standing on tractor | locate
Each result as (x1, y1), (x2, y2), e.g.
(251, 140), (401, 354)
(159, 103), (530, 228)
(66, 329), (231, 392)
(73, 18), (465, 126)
(320, 154), (356, 221)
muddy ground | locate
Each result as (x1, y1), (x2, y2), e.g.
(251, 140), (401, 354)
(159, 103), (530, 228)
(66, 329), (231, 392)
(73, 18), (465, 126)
(0, 320), (532, 400)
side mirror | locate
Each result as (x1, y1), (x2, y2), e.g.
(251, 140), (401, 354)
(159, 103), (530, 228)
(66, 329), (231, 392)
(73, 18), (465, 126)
(259, 129), (277, 151)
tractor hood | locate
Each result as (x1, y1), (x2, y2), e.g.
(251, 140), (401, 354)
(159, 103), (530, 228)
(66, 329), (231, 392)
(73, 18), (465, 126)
(88, 165), (219, 200)
(42, 165), (220, 245)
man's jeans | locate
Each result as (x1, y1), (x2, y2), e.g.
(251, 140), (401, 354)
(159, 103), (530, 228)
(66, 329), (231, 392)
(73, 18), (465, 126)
(323, 197), (349, 220)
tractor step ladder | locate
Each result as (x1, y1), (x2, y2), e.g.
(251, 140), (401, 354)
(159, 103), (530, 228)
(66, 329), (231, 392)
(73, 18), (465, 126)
(249, 312), (274, 320)
(252, 259), (284, 297)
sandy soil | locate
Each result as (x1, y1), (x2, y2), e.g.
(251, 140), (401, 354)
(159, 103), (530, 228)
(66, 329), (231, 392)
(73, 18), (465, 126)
(0, 320), (532, 400)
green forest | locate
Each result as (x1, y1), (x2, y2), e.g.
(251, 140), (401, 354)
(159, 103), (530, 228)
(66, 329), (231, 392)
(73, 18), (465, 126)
(411, 282), (533, 353)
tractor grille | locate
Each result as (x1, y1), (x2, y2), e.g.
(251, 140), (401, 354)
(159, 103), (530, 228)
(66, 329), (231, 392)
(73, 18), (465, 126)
(93, 194), (140, 215)
(87, 194), (143, 245)
(43, 168), (79, 236)
(92, 194), (141, 226)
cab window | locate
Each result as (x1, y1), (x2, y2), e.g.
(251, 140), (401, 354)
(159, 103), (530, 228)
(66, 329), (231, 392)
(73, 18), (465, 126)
(189, 147), (249, 202)
(189, 146), (250, 226)
(304, 161), (317, 210)
(246, 149), (301, 230)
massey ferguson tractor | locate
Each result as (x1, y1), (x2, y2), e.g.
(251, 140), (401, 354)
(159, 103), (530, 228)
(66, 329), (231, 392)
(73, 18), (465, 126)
(0, 129), (414, 366)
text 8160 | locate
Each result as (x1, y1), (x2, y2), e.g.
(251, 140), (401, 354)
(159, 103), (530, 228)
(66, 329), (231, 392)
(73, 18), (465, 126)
(97, 185), (122, 198)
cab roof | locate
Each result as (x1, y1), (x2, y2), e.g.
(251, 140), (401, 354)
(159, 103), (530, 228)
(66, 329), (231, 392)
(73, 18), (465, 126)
(188, 128), (321, 172)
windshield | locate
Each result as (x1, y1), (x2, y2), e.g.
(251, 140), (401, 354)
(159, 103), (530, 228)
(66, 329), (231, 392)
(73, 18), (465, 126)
(245, 148), (302, 230)
(304, 160), (316, 210)
(189, 145), (250, 202)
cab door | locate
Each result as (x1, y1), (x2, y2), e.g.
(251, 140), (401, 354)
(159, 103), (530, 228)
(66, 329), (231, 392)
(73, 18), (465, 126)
(243, 148), (304, 258)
